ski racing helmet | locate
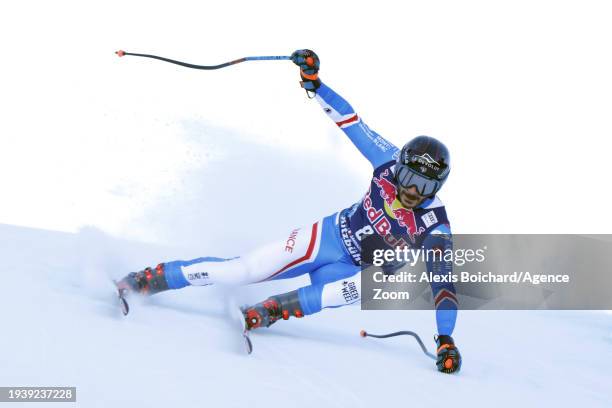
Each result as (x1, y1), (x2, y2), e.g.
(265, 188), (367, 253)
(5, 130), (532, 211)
(395, 136), (451, 197)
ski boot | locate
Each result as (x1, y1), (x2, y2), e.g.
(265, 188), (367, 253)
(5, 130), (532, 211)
(115, 263), (170, 296)
(241, 290), (304, 330)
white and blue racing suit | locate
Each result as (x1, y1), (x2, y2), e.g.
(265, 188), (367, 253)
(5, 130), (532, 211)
(162, 82), (458, 336)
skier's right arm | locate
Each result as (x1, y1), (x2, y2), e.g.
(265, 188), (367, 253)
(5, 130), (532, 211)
(291, 49), (399, 169)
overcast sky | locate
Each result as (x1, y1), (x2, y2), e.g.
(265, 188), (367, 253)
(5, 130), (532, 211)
(2, 0), (611, 246)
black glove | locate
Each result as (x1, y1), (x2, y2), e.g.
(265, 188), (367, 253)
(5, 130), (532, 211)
(435, 335), (462, 374)
(290, 49), (321, 91)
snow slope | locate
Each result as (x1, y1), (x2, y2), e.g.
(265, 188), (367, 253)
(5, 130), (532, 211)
(0, 223), (611, 408)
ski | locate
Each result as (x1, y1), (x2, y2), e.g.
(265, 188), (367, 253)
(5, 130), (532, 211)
(113, 280), (130, 316)
(228, 298), (253, 354)
(237, 306), (253, 355)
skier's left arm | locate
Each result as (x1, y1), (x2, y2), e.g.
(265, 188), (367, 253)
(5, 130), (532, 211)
(422, 224), (462, 373)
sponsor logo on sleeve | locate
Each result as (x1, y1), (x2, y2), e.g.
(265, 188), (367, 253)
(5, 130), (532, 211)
(421, 211), (438, 228)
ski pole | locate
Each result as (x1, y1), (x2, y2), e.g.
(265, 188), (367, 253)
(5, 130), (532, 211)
(360, 329), (436, 360)
(115, 50), (291, 70)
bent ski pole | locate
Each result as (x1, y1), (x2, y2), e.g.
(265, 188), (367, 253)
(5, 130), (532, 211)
(360, 329), (436, 360)
(115, 50), (291, 70)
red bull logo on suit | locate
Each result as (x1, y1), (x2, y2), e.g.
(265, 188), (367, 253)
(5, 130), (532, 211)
(371, 169), (425, 243)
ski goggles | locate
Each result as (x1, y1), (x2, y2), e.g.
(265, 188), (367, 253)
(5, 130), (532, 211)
(395, 164), (443, 197)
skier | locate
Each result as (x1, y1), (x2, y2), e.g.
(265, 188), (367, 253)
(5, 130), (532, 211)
(116, 49), (461, 373)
